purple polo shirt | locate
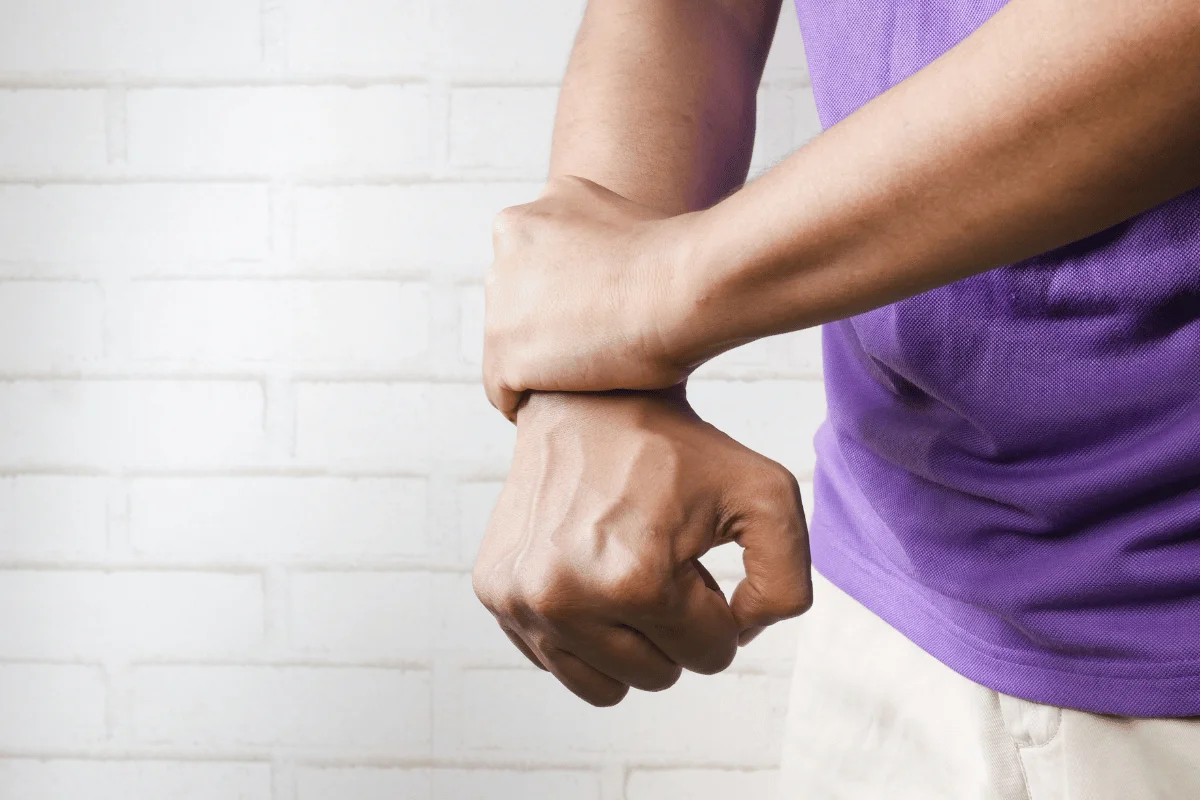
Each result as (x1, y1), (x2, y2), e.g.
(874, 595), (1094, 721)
(794, 0), (1200, 715)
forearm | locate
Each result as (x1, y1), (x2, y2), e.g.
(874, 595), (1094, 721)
(675, 0), (1200, 362)
(510, 0), (781, 416)
(549, 0), (779, 217)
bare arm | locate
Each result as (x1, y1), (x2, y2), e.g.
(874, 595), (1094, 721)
(546, 0), (780, 214)
(483, 0), (780, 414)
(483, 0), (1200, 411)
(473, 0), (812, 708)
(685, 0), (1200, 357)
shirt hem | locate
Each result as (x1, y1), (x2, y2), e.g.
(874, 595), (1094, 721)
(812, 532), (1200, 717)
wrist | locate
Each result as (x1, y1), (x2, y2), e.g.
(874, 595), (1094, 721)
(655, 202), (769, 370)
(648, 208), (736, 372)
(671, 178), (834, 359)
(514, 385), (693, 432)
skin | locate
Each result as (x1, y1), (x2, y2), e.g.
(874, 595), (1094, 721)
(474, 0), (796, 707)
(483, 0), (1200, 418)
(477, 0), (1200, 705)
(472, 389), (810, 705)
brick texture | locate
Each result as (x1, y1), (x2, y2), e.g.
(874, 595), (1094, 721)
(0, 761), (273, 800)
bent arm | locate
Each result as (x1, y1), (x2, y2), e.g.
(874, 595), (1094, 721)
(671, 0), (1200, 363)
(512, 0), (782, 415)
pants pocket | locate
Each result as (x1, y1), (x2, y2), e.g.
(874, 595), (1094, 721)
(998, 693), (1064, 800)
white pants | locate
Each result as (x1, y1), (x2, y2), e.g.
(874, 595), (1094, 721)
(776, 572), (1200, 800)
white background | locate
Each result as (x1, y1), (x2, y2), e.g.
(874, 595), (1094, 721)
(0, 1), (826, 797)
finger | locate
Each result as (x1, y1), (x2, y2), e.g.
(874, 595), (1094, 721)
(497, 387), (523, 423)
(506, 388), (532, 423)
(540, 647), (630, 707)
(482, 368), (523, 423)
(559, 623), (682, 693)
(500, 624), (548, 671)
(729, 487), (813, 643)
(629, 561), (739, 675)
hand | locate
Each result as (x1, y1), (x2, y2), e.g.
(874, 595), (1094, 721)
(484, 176), (705, 421)
(471, 389), (812, 706)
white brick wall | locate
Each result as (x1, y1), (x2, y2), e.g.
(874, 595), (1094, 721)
(126, 87), (433, 177)
(0, 760), (274, 800)
(0, 185), (270, 264)
(0, 2), (824, 798)
(0, 0), (262, 76)
(0, 90), (108, 175)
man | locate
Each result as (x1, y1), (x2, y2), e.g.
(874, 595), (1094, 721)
(471, 0), (1200, 796)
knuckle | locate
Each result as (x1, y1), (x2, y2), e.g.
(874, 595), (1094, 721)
(491, 205), (525, 239)
(767, 462), (802, 502)
(521, 628), (557, 655)
(492, 590), (523, 622)
(474, 577), (519, 621)
(606, 563), (674, 615)
(747, 461), (803, 519)
(517, 568), (574, 622)
(492, 202), (547, 245)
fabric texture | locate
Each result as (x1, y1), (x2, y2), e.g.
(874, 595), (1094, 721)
(775, 572), (1200, 800)
(792, 0), (1200, 715)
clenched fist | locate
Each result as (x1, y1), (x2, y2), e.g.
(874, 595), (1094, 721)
(471, 388), (812, 706)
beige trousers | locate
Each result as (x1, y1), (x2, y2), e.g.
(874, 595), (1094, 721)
(776, 572), (1200, 800)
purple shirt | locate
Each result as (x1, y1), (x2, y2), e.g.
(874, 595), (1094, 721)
(794, 0), (1200, 715)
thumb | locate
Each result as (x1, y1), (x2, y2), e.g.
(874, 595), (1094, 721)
(728, 478), (812, 645)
